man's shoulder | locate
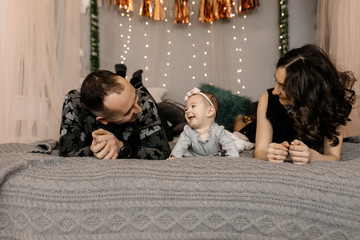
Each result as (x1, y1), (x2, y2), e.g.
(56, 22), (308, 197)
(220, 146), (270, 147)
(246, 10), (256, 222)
(137, 89), (152, 102)
(63, 89), (86, 112)
(65, 89), (81, 100)
(137, 89), (156, 110)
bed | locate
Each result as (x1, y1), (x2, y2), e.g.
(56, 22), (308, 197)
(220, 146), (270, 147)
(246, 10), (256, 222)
(0, 140), (360, 239)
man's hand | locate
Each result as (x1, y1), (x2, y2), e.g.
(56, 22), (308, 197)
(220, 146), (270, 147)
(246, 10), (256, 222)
(267, 141), (290, 163)
(289, 139), (311, 164)
(90, 129), (123, 160)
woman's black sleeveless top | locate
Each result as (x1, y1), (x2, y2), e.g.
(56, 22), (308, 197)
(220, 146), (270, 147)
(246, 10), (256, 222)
(240, 88), (296, 143)
(266, 88), (296, 143)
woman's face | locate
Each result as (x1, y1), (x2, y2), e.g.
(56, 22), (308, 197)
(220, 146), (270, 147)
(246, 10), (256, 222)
(272, 67), (291, 106)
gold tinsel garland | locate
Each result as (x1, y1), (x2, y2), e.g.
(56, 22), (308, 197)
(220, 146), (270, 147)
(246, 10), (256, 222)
(139, 0), (153, 19)
(199, 0), (219, 23)
(174, 0), (190, 24)
(239, 0), (259, 13)
(153, 0), (166, 21)
(110, 0), (134, 12)
(107, 0), (259, 23)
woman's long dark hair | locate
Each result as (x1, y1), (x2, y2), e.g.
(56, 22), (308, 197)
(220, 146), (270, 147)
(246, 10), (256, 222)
(277, 44), (356, 148)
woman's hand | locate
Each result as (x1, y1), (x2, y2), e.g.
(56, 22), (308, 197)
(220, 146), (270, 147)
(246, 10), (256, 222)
(289, 139), (311, 164)
(267, 141), (289, 163)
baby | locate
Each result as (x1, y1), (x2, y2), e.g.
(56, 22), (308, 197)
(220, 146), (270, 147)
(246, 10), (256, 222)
(169, 87), (254, 158)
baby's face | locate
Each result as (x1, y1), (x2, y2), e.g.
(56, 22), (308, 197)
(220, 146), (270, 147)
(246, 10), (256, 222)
(184, 95), (211, 129)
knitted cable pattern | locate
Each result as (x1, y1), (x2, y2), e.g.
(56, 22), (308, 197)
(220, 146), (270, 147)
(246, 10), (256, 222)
(0, 142), (360, 239)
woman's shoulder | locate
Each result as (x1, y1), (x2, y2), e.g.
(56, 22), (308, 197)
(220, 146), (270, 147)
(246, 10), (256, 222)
(266, 88), (274, 94)
(259, 88), (276, 101)
(258, 91), (269, 106)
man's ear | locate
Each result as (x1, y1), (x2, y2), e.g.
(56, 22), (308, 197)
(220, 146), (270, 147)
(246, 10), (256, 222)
(96, 116), (109, 125)
(207, 106), (216, 118)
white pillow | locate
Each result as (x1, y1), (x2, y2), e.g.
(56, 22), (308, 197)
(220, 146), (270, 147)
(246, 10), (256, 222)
(147, 87), (168, 103)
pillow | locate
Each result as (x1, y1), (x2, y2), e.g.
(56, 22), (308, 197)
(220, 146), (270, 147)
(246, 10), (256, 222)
(199, 84), (252, 131)
(147, 87), (168, 103)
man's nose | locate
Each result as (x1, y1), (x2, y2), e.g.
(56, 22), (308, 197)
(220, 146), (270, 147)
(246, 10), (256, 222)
(134, 103), (142, 113)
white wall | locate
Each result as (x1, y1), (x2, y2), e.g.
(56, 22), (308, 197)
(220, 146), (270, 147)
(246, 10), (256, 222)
(81, 0), (317, 103)
(288, 0), (317, 49)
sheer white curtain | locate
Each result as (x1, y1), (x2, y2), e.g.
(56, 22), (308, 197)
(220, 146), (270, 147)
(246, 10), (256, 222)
(317, 0), (360, 137)
(0, 0), (81, 143)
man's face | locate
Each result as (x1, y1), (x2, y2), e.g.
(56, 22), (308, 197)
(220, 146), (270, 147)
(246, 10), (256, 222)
(101, 77), (142, 125)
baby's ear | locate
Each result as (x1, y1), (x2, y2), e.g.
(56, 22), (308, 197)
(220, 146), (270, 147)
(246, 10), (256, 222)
(207, 106), (216, 118)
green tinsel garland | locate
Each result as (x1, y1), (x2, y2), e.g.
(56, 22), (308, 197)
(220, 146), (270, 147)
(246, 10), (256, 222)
(279, 0), (289, 56)
(90, 0), (100, 71)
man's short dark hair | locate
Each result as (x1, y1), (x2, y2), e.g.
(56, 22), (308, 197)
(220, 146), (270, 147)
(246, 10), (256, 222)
(80, 70), (124, 115)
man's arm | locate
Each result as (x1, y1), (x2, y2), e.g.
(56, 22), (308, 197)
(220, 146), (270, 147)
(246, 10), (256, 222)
(135, 91), (171, 159)
(59, 90), (96, 157)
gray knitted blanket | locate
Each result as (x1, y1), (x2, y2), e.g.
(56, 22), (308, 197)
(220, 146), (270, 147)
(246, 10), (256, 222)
(0, 142), (359, 239)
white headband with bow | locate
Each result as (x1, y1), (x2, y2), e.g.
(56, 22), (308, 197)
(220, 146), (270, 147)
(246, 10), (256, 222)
(184, 87), (214, 107)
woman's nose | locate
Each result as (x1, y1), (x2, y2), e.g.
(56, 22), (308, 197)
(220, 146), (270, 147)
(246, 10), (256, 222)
(272, 85), (280, 95)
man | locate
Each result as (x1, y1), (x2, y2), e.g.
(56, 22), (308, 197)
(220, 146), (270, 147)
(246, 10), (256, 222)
(59, 68), (171, 160)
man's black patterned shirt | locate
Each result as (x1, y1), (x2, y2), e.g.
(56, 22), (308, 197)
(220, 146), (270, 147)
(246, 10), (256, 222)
(59, 89), (170, 159)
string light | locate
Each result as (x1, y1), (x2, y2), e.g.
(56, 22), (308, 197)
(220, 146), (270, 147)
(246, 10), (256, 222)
(189, 2), (197, 83)
(115, 1), (255, 97)
(203, 26), (211, 85)
(233, 12), (248, 95)
(162, 4), (171, 88)
(119, 13), (133, 65)
(143, 20), (149, 81)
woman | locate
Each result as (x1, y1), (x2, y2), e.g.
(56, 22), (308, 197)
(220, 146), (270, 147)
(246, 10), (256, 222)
(252, 44), (356, 164)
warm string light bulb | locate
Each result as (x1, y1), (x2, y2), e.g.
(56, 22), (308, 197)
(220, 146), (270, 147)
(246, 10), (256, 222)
(191, 1), (195, 16)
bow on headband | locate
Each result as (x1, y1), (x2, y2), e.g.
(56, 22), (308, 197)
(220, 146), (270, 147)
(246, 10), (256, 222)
(184, 87), (214, 107)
